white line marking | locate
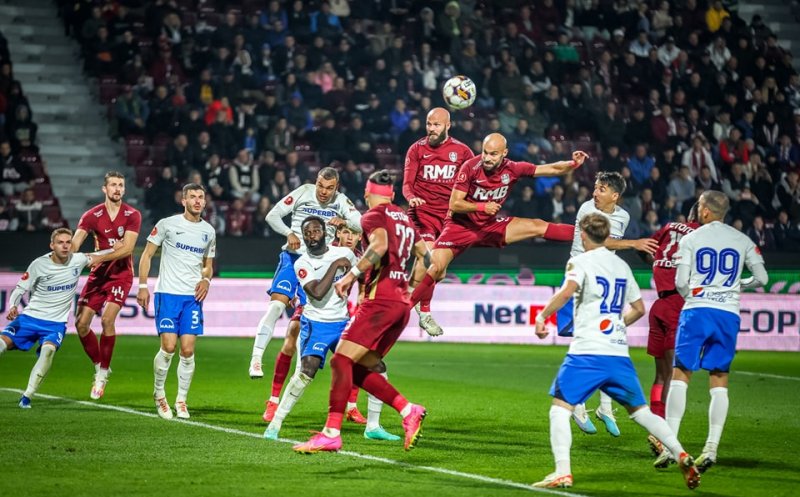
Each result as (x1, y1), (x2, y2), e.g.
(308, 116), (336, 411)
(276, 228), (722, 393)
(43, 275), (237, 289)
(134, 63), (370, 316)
(738, 371), (800, 381)
(1, 387), (586, 497)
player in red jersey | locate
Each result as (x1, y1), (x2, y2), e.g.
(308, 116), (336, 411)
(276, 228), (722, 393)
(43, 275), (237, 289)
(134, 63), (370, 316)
(403, 107), (474, 336)
(70, 171), (142, 399)
(263, 225), (369, 426)
(293, 170), (433, 454)
(644, 204), (700, 455)
(410, 133), (586, 316)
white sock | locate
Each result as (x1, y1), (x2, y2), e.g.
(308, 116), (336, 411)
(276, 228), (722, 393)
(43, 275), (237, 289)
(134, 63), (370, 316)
(346, 401), (358, 411)
(572, 403), (586, 419)
(23, 343), (56, 397)
(366, 372), (388, 430)
(153, 348), (174, 398)
(407, 285), (414, 295)
(550, 405), (573, 475)
(705, 387), (729, 456)
(268, 395), (280, 404)
(0, 339), (7, 356)
(273, 372), (312, 424)
(599, 391), (613, 413)
(631, 406), (685, 457)
(251, 301), (285, 361)
(400, 403), (413, 418)
(665, 380), (688, 437)
(176, 354), (195, 403)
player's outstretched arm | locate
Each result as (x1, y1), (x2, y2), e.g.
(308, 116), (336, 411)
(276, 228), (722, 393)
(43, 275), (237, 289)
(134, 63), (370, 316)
(448, 188), (501, 215)
(622, 299), (646, 326)
(534, 280), (578, 338)
(266, 188), (301, 248)
(107, 230), (140, 260)
(70, 228), (89, 253)
(335, 228), (388, 298)
(532, 151), (589, 177)
(675, 263), (691, 298)
(136, 242), (159, 310)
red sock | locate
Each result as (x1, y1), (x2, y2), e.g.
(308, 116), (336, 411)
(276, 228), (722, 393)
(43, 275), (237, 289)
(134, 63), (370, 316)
(543, 222), (574, 242)
(271, 352), (293, 398)
(420, 283), (435, 313)
(410, 274), (436, 307)
(324, 353), (354, 431)
(99, 334), (116, 369)
(353, 364), (408, 414)
(78, 329), (101, 365)
(348, 385), (359, 404)
(650, 384), (665, 418)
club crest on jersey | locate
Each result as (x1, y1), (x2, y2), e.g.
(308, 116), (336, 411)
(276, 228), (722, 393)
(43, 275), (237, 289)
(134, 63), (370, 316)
(117, 226), (124, 237)
(202, 233), (209, 242)
(284, 196), (294, 205)
(449, 152), (458, 161)
(73, 267), (79, 276)
(457, 172), (467, 183)
(501, 173), (510, 185)
(298, 268), (307, 279)
(599, 318), (614, 335)
(21, 272), (29, 281)
(150, 226), (158, 236)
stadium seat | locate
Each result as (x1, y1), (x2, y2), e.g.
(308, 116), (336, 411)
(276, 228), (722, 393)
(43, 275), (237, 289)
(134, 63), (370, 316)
(98, 76), (121, 105)
(135, 162), (161, 187)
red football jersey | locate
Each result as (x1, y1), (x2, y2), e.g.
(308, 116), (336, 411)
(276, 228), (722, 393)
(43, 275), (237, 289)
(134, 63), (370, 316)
(359, 203), (418, 302)
(402, 136), (473, 212)
(452, 156), (536, 226)
(77, 203), (142, 279)
(651, 221), (700, 293)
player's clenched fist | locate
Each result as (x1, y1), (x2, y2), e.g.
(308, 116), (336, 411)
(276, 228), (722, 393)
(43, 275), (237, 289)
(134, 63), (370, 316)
(137, 287), (150, 310)
(484, 201), (501, 216)
(287, 232), (301, 250)
(572, 150), (589, 168)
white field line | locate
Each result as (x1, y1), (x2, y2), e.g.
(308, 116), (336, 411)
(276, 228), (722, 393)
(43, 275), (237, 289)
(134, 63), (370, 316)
(0, 387), (587, 497)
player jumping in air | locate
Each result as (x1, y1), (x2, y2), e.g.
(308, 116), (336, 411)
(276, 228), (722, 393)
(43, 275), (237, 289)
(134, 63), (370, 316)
(533, 214), (700, 490)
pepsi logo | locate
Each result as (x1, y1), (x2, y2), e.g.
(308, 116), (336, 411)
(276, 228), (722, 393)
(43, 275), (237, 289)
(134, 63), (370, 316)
(692, 287), (704, 297)
(599, 318), (614, 335)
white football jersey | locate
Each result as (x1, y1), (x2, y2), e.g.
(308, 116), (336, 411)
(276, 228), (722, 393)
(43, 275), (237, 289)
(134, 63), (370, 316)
(565, 247), (642, 357)
(570, 200), (630, 256)
(295, 246), (357, 322)
(674, 220), (765, 315)
(10, 253), (89, 323)
(266, 184), (362, 254)
(147, 214), (216, 296)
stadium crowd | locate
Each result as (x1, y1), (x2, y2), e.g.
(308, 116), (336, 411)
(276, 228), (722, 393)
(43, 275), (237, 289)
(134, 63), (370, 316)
(2, 1), (800, 250)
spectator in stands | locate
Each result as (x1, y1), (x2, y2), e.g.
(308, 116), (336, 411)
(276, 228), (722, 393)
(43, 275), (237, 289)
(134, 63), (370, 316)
(389, 99), (412, 139)
(596, 102), (626, 150)
(397, 117), (422, 155)
(251, 196), (274, 238)
(14, 188), (43, 232)
(651, 103), (677, 147)
(225, 198), (251, 237)
(0, 140), (32, 196)
(262, 168), (290, 204)
(115, 86), (149, 137)
(146, 167), (179, 223)
(167, 134), (194, 181)
(628, 144), (655, 186)
(682, 135), (718, 181)
(696, 165), (722, 191)
(776, 171), (800, 219)
(510, 185), (539, 219)
(776, 134), (800, 170)
(8, 104), (37, 151)
(345, 115), (376, 164)
(191, 131), (216, 171)
(641, 188), (660, 221)
(147, 85), (176, 137)
(340, 160), (365, 208)
(644, 166), (669, 205)
(667, 165), (696, 210)
(310, 2), (342, 38)
(774, 210), (800, 249)
(285, 93), (312, 136)
(599, 144), (624, 173)
(284, 151), (310, 188)
(0, 196), (18, 231)
(202, 154), (231, 202)
(228, 149), (260, 203)
(722, 162), (751, 202)
(747, 215), (775, 251)
(719, 127), (749, 168)
(625, 108), (651, 150)
(705, 0), (730, 33)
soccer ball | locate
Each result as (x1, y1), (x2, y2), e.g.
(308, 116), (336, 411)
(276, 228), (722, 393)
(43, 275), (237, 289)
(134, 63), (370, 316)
(442, 75), (477, 110)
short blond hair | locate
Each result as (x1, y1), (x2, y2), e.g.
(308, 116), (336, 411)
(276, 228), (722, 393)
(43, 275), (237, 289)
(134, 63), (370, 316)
(51, 227), (73, 242)
(579, 213), (610, 244)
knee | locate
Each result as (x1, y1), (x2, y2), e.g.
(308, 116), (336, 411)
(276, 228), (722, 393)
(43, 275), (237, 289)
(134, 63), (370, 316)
(40, 343), (57, 359)
(282, 340), (297, 355)
(180, 345), (194, 357)
(371, 360), (387, 374)
(75, 318), (90, 335)
(100, 315), (116, 333)
(429, 263), (445, 282)
(301, 366), (317, 378)
(161, 343), (177, 354)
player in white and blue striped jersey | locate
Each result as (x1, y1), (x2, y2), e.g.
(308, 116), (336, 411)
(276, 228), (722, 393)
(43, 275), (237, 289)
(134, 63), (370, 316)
(248, 167), (361, 378)
(558, 171), (659, 436)
(137, 183), (216, 421)
(656, 190), (768, 473)
(2, 228), (115, 408)
(533, 214), (700, 490)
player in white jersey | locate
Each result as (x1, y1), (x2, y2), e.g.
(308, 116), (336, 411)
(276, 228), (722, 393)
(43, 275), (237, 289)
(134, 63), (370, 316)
(137, 183), (217, 420)
(2, 228), (116, 408)
(532, 214), (700, 490)
(264, 216), (397, 441)
(248, 167), (362, 378)
(558, 171), (659, 436)
(655, 190), (768, 472)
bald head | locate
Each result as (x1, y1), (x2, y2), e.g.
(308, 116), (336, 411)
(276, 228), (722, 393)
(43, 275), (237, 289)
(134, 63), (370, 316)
(426, 107), (451, 146)
(699, 190), (730, 223)
(481, 133), (509, 171)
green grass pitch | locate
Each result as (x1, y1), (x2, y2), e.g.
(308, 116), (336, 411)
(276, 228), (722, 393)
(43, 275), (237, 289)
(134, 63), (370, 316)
(1, 336), (797, 497)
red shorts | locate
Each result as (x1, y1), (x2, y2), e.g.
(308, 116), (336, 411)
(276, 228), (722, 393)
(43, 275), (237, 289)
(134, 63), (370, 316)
(409, 207), (447, 242)
(647, 293), (684, 358)
(341, 299), (410, 358)
(433, 217), (513, 257)
(78, 273), (133, 314)
(290, 305), (304, 322)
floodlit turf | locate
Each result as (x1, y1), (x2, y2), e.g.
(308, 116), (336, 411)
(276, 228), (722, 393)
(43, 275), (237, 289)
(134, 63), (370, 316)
(1, 336), (798, 497)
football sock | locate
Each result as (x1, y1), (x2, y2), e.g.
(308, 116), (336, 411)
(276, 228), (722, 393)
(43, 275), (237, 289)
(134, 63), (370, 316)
(550, 405), (572, 475)
(348, 385), (359, 404)
(176, 354), (195, 402)
(271, 351), (293, 398)
(665, 380), (688, 438)
(273, 372), (312, 424)
(0, 339), (7, 356)
(410, 274), (436, 307)
(353, 365), (408, 415)
(99, 334), (116, 370)
(324, 353), (354, 433)
(23, 343), (56, 397)
(251, 301), (284, 361)
(420, 285), (435, 313)
(543, 223), (574, 242)
(599, 391), (613, 412)
(153, 348), (174, 398)
(630, 406), (685, 457)
(705, 387), (728, 456)
(650, 384), (665, 418)
(78, 328), (101, 365)
(366, 373), (388, 430)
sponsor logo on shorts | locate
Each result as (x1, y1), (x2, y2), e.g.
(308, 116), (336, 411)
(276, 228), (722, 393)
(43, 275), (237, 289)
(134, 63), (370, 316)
(275, 280), (292, 292)
(599, 318), (614, 335)
(312, 342), (327, 352)
(298, 268), (308, 279)
(159, 318), (176, 330)
(437, 240), (454, 246)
